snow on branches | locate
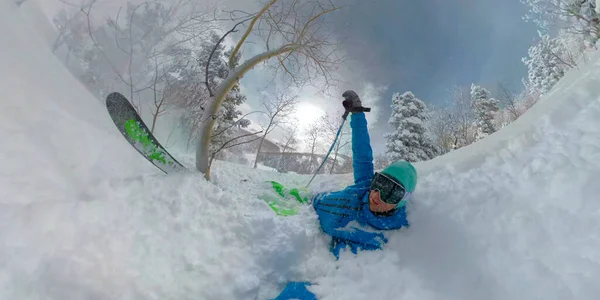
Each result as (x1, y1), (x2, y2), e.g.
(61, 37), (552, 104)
(470, 84), (499, 140)
(522, 33), (569, 95)
(385, 92), (438, 163)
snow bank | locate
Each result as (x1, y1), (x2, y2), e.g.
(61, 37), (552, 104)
(0, 1), (153, 205)
(315, 56), (600, 298)
(0, 3), (329, 299)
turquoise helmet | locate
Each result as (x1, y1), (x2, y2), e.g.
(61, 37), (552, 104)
(380, 160), (417, 193)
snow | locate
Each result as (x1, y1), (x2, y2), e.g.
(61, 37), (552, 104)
(2, 1), (600, 300)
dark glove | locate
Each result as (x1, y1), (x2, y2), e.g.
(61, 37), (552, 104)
(342, 90), (370, 119)
(329, 233), (388, 260)
(342, 90), (363, 112)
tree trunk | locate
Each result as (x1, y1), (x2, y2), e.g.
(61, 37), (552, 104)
(196, 45), (298, 180)
(253, 129), (270, 168)
(330, 151), (338, 174)
(151, 113), (158, 134)
(309, 141), (316, 174)
(277, 146), (291, 171)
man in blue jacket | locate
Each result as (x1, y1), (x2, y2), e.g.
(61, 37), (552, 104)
(272, 90), (417, 299)
(313, 89), (417, 259)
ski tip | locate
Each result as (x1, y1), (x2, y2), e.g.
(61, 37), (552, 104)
(106, 92), (123, 105)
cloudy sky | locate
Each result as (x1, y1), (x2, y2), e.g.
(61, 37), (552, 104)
(39, 0), (539, 155)
(322, 0), (539, 154)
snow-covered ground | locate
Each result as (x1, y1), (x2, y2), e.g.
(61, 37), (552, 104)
(3, 1), (600, 299)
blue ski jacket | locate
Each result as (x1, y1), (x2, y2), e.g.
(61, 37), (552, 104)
(312, 112), (409, 259)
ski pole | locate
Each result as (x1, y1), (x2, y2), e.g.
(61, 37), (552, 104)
(305, 101), (370, 188)
(305, 106), (370, 188)
(305, 116), (347, 188)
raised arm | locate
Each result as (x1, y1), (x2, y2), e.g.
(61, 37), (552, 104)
(350, 112), (374, 185)
(341, 90), (374, 186)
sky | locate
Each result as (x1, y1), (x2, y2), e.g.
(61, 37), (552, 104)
(38, 0), (539, 155)
(322, 0), (539, 153)
(233, 0), (540, 154)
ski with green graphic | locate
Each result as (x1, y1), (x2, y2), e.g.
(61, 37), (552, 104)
(259, 180), (312, 216)
(106, 92), (187, 174)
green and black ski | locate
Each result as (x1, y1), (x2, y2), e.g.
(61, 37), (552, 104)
(259, 180), (312, 216)
(106, 92), (187, 174)
(107, 92), (311, 215)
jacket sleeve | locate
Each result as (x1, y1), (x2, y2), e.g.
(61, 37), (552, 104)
(326, 226), (387, 249)
(313, 193), (384, 249)
(350, 112), (374, 185)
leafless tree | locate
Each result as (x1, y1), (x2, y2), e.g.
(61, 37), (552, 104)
(496, 81), (522, 122)
(276, 124), (300, 170)
(425, 85), (478, 153)
(209, 130), (263, 168)
(523, 0), (599, 41)
(317, 114), (350, 173)
(195, 0), (344, 180)
(253, 91), (298, 168)
(449, 85), (477, 149)
(427, 105), (457, 154)
(208, 110), (261, 161)
(81, 0), (213, 116)
(304, 121), (323, 174)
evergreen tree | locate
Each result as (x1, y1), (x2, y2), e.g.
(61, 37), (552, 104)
(174, 32), (250, 150)
(561, 0), (599, 45)
(385, 92), (438, 163)
(202, 34), (249, 154)
(470, 84), (500, 139)
(522, 33), (569, 94)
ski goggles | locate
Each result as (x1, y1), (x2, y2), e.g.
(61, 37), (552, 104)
(370, 172), (408, 205)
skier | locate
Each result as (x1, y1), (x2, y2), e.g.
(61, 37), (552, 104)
(271, 90), (417, 299)
(313, 89), (417, 259)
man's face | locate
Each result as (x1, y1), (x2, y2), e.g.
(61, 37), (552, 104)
(368, 190), (396, 213)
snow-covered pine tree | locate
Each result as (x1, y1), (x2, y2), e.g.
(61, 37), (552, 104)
(470, 84), (499, 140)
(522, 33), (569, 95)
(175, 32), (249, 152)
(385, 91), (438, 162)
(522, 0), (599, 45)
(579, 0), (600, 43)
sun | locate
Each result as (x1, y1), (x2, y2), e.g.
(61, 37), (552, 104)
(293, 102), (325, 130)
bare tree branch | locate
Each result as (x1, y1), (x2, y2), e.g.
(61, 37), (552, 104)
(212, 110), (263, 138)
(196, 0), (344, 180)
(228, 0), (279, 68)
(253, 90), (298, 168)
(81, 0), (129, 91)
(204, 16), (254, 97)
(209, 130), (263, 167)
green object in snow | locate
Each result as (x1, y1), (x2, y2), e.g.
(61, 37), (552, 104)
(105, 92), (186, 174)
(260, 181), (312, 216)
(124, 119), (172, 165)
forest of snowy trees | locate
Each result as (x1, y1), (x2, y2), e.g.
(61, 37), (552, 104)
(49, 0), (350, 176)
(45, 0), (600, 171)
(384, 0), (600, 163)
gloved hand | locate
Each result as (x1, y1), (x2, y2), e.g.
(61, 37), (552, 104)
(342, 90), (363, 113)
(329, 232), (388, 260)
(271, 282), (317, 300)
